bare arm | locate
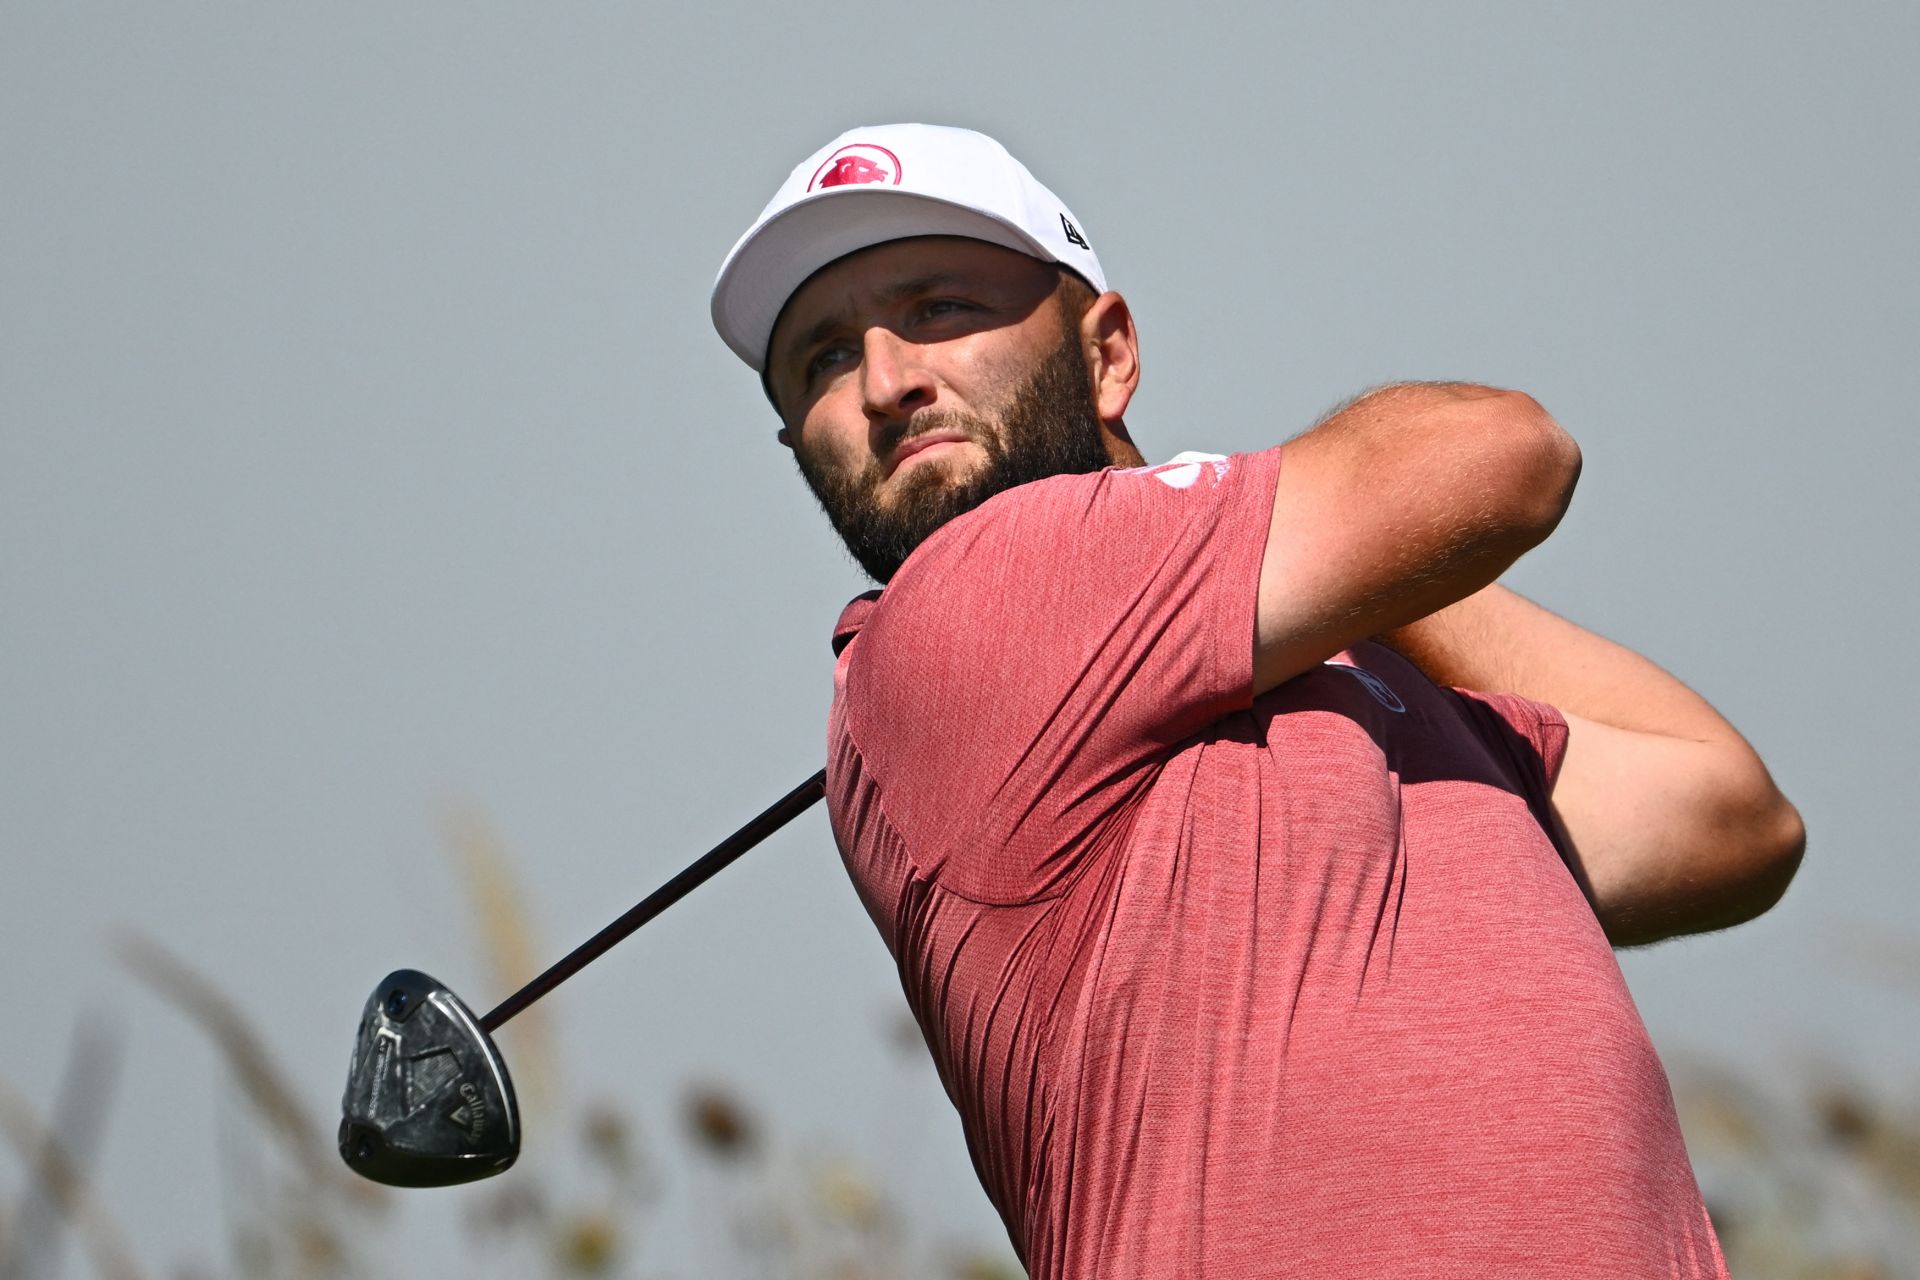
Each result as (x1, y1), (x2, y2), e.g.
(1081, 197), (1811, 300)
(1253, 382), (1580, 694)
(1380, 586), (1806, 945)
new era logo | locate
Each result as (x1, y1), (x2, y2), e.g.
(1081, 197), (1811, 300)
(1060, 213), (1089, 250)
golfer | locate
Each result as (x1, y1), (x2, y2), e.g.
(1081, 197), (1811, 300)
(711, 124), (1803, 1278)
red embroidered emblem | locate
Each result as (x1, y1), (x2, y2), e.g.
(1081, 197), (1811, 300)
(809, 144), (904, 192)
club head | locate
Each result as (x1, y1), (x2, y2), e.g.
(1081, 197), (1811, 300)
(338, 969), (519, 1187)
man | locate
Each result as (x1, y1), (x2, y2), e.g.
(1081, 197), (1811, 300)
(710, 124), (1803, 1277)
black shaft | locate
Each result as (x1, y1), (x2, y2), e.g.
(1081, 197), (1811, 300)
(479, 769), (827, 1032)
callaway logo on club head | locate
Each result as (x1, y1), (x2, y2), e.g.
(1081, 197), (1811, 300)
(448, 1081), (489, 1141)
(810, 143), (903, 191)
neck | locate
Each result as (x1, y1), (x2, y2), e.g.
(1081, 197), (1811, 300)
(1103, 422), (1147, 468)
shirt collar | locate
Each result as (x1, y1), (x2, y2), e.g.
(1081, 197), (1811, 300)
(832, 589), (883, 656)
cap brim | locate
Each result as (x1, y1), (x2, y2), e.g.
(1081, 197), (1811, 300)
(710, 188), (1059, 373)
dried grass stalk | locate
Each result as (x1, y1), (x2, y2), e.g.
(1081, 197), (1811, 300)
(0, 1076), (149, 1280)
(442, 803), (558, 1119)
(112, 930), (382, 1207)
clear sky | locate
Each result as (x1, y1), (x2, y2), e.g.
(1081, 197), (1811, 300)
(3, 3), (1916, 1275)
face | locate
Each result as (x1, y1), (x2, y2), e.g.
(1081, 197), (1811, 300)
(766, 237), (1119, 583)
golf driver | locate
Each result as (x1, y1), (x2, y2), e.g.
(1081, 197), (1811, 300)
(339, 768), (826, 1187)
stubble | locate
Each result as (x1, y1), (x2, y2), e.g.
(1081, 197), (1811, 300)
(791, 317), (1113, 583)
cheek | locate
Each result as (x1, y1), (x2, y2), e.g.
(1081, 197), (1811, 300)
(791, 412), (874, 486)
(944, 340), (1013, 398)
(948, 324), (1061, 421)
(793, 401), (862, 461)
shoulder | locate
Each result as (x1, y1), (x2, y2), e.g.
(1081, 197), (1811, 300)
(883, 450), (1279, 601)
(847, 450), (1282, 681)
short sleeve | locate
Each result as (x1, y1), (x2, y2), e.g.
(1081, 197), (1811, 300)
(840, 449), (1284, 904)
(1447, 687), (1571, 838)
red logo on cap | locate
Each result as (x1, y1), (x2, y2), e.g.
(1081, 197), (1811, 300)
(809, 143), (904, 191)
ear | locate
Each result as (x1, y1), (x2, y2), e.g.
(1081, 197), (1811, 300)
(1081, 291), (1140, 427)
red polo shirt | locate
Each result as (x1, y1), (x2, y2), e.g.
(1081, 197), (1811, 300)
(825, 449), (1726, 1278)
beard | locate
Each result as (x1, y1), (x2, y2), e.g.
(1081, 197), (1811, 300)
(791, 320), (1114, 583)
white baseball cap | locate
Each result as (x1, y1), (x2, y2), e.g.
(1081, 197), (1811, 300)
(710, 123), (1107, 373)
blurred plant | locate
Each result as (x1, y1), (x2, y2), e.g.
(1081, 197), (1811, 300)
(1673, 1060), (1920, 1275)
(441, 804), (561, 1123)
(0, 1016), (126, 1280)
(18, 820), (1912, 1277)
(684, 1085), (759, 1163)
(21, 809), (1021, 1280)
(116, 932), (380, 1210)
(111, 929), (386, 1280)
(0, 1076), (147, 1280)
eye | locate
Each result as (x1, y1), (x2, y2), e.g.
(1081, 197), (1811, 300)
(804, 343), (855, 383)
(921, 297), (972, 319)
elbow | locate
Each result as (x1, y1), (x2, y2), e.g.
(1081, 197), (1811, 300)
(1670, 787), (1806, 942)
(1467, 389), (1582, 549)
(1502, 391), (1582, 534)
(1598, 768), (1806, 949)
(1731, 790), (1807, 921)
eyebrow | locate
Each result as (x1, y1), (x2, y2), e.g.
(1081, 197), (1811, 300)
(777, 270), (974, 369)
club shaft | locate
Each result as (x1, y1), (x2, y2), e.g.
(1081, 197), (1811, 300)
(479, 769), (827, 1032)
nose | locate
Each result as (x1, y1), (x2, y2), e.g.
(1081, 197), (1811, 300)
(858, 327), (936, 425)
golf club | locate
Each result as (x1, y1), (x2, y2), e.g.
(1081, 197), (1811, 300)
(338, 768), (826, 1187)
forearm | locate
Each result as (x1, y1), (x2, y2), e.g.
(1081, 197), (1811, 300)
(1378, 585), (1738, 744)
(1381, 585), (1805, 943)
